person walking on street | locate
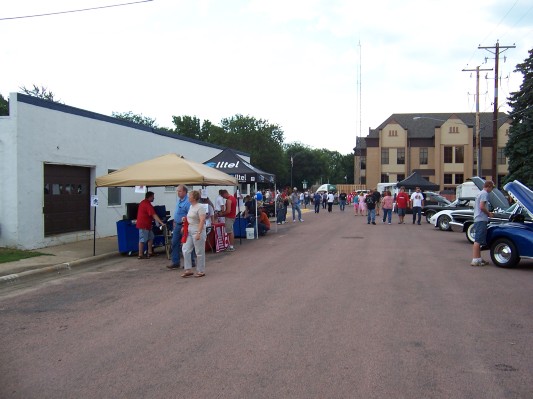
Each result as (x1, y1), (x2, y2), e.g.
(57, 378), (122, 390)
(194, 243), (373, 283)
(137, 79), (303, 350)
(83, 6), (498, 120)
(381, 190), (394, 224)
(373, 189), (382, 216)
(313, 191), (322, 213)
(410, 186), (424, 225)
(136, 191), (165, 259)
(396, 186), (409, 224)
(365, 189), (376, 224)
(169, 185), (191, 269)
(327, 191), (335, 213)
(471, 180), (494, 266)
(339, 191), (347, 211)
(181, 190), (207, 278)
(290, 188), (304, 222)
(358, 192), (367, 216)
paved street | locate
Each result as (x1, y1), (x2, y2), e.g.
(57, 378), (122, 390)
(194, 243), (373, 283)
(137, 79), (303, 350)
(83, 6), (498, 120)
(1, 207), (532, 399)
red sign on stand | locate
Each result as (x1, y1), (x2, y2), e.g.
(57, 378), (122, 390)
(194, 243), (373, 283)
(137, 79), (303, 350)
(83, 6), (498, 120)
(214, 223), (229, 252)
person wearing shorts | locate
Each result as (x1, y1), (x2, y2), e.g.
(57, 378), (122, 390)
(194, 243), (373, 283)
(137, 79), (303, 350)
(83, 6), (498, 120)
(471, 180), (494, 266)
(395, 186), (410, 224)
(136, 191), (164, 259)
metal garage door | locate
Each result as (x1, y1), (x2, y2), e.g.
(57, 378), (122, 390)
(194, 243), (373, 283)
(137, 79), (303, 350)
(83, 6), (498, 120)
(43, 164), (91, 236)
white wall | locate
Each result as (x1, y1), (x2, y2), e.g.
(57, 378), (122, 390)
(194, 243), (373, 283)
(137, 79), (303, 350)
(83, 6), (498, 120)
(0, 93), (247, 250)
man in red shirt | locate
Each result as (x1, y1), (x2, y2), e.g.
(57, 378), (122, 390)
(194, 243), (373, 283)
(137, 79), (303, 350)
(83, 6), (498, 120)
(395, 186), (410, 224)
(220, 189), (237, 252)
(137, 191), (164, 258)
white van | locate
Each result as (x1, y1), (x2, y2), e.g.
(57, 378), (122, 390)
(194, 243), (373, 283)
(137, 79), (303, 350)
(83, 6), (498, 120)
(456, 182), (480, 199)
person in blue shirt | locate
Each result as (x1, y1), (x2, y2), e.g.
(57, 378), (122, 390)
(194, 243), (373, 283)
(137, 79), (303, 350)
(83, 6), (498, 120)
(313, 191), (322, 213)
(169, 185), (192, 269)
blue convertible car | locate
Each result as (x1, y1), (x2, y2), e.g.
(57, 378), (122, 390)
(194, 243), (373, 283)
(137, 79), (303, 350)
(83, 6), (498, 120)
(484, 180), (533, 268)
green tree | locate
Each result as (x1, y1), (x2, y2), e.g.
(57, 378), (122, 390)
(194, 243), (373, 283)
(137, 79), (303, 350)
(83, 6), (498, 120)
(172, 115), (201, 139)
(0, 93), (8, 116)
(504, 48), (533, 188)
(214, 115), (285, 184)
(20, 84), (62, 103)
(112, 111), (158, 128)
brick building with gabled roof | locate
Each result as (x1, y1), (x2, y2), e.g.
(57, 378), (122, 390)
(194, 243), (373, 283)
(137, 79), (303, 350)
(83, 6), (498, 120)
(353, 112), (511, 193)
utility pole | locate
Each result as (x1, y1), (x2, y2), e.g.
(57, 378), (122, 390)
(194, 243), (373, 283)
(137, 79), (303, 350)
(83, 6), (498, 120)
(478, 40), (515, 187)
(462, 65), (492, 177)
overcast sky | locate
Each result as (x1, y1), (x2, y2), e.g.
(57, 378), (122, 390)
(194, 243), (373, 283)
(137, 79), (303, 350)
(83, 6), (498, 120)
(2, 0), (532, 154)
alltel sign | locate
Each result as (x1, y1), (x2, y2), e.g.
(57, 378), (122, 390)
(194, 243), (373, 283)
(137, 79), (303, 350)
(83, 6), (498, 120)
(205, 161), (240, 169)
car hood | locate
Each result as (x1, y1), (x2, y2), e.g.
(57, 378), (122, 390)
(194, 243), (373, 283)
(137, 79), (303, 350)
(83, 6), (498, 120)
(469, 176), (509, 210)
(504, 180), (533, 220)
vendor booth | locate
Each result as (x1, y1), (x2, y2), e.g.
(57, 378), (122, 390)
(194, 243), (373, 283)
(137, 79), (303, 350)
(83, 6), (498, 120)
(204, 149), (276, 238)
(95, 153), (237, 256)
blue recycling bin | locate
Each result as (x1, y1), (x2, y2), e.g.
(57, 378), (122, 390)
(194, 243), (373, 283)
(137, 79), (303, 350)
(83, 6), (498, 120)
(233, 217), (249, 238)
(116, 220), (166, 254)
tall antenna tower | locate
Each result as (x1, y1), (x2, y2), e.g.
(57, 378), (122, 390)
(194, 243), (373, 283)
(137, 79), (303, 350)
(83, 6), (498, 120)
(357, 40), (362, 139)
(356, 40), (362, 184)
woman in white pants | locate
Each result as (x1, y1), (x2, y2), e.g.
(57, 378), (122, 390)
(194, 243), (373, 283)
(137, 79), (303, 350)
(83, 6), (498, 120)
(182, 190), (207, 278)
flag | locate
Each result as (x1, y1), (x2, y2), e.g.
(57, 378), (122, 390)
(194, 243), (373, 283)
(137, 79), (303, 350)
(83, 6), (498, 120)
(291, 156), (293, 167)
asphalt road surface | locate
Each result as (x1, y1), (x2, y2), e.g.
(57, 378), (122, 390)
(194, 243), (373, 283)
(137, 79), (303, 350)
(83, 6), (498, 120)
(1, 208), (532, 399)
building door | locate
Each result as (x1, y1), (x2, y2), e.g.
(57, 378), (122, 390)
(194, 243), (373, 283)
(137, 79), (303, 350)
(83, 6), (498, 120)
(43, 164), (91, 236)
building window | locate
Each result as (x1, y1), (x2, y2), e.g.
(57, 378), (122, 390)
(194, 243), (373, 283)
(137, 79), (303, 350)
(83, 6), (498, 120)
(381, 148), (389, 165)
(455, 174), (464, 184)
(381, 174), (389, 183)
(455, 146), (464, 163)
(444, 174), (453, 184)
(397, 148), (405, 165)
(107, 169), (121, 206)
(444, 147), (453, 163)
(420, 148), (428, 165)
(497, 147), (506, 165)
(360, 156), (366, 170)
(397, 174), (405, 182)
(388, 130), (398, 136)
(444, 146), (464, 163)
(449, 126), (459, 133)
(361, 176), (366, 185)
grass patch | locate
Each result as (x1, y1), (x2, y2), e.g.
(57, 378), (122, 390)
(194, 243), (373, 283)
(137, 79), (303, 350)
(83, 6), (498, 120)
(0, 248), (50, 264)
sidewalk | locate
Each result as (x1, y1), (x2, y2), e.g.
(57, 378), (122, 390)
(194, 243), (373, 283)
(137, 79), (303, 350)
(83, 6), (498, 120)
(0, 209), (311, 285)
(0, 236), (121, 284)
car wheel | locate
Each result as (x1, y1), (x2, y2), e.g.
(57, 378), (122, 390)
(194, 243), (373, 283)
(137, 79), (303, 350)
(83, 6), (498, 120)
(438, 215), (451, 231)
(465, 223), (475, 243)
(425, 211), (435, 223)
(490, 238), (520, 268)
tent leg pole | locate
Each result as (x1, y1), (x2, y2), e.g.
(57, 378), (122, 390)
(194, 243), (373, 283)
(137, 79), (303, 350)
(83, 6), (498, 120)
(93, 187), (97, 256)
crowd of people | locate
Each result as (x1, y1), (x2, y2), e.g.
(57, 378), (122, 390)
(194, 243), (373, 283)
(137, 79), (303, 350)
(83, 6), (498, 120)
(135, 181), (496, 273)
(135, 185), (431, 277)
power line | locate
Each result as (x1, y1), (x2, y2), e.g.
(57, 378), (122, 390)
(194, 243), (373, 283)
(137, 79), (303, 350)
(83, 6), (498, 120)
(0, 0), (153, 21)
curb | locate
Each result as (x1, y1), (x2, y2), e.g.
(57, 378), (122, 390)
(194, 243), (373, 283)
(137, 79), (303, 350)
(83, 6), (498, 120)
(0, 252), (119, 286)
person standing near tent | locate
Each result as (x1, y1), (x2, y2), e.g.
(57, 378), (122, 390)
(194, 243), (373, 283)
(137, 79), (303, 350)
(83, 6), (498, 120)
(215, 189), (226, 223)
(220, 189), (237, 252)
(181, 190), (207, 278)
(169, 185), (191, 269)
(137, 191), (164, 259)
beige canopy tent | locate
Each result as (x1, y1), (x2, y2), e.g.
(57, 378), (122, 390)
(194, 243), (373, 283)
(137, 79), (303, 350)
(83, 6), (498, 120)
(93, 153), (237, 255)
(96, 153), (237, 187)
